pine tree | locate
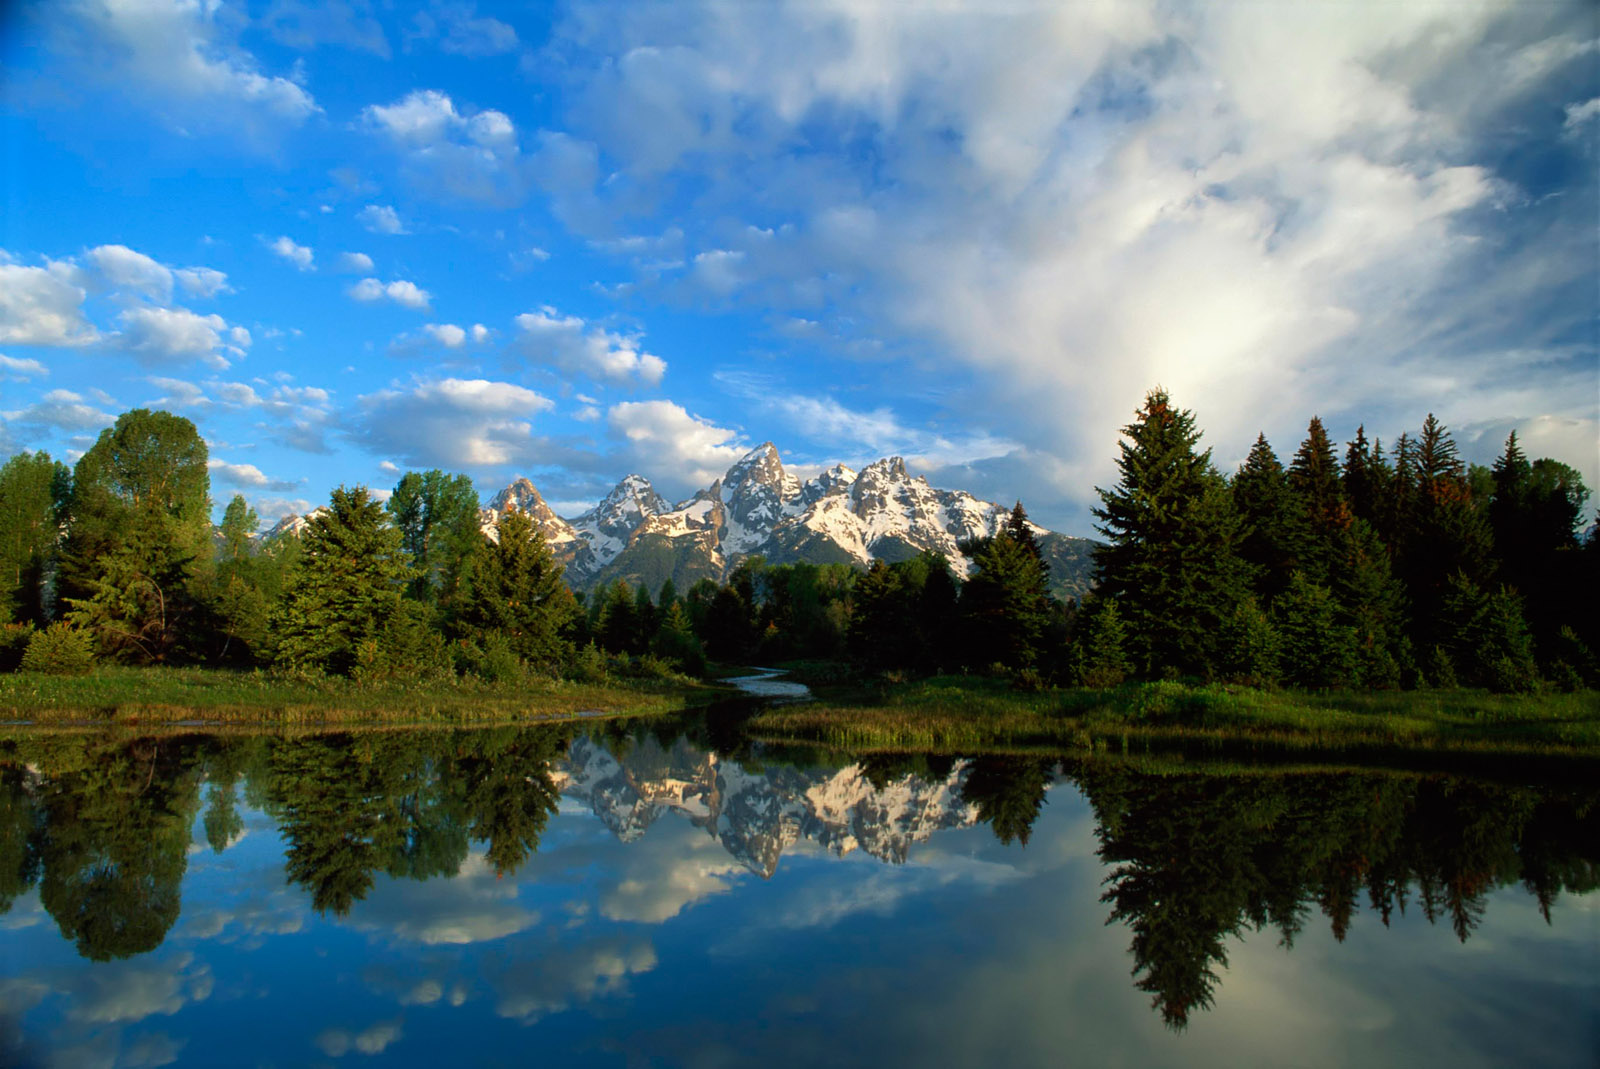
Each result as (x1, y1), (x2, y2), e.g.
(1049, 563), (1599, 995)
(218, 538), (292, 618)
(1093, 388), (1249, 678)
(1231, 434), (1297, 604)
(1075, 597), (1132, 687)
(960, 531), (1052, 672)
(273, 486), (414, 675)
(1341, 426), (1389, 530)
(1400, 415), (1493, 651)
(455, 508), (578, 672)
(1273, 572), (1357, 689)
(1287, 417), (1344, 585)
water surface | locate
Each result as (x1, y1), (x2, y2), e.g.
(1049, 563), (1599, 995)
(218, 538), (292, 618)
(1, 716), (1595, 1067)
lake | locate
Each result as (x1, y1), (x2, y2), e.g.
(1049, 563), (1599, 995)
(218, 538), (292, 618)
(1, 709), (1595, 1067)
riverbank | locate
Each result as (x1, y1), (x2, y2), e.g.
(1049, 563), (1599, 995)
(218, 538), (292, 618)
(0, 665), (723, 726)
(748, 676), (1600, 759)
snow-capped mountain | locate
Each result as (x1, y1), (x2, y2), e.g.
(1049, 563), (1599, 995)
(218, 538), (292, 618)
(485, 443), (1096, 598)
(551, 735), (981, 876)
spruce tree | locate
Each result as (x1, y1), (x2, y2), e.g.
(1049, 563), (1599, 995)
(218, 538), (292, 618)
(1287, 417), (1344, 585)
(1231, 434), (1297, 604)
(1400, 415), (1493, 651)
(1341, 426), (1389, 530)
(960, 531), (1052, 672)
(1093, 388), (1249, 678)
(273, 486), (413, 675)
(455, 508), (578, 672)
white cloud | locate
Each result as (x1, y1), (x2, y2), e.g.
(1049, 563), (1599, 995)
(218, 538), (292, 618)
(338, 251), (375, 272)
(513, 306), (667, 385)
(118, 306), (245, 368)
(425, 323), (467, 347)
(1563, 97), (1600, 133)
(269, 236), (314, 270)
(87, 244), (174, 301)
(262, 0), (391, 58)
(46, 0), (319, 137)
(356, 378), (554, 467)
(411, 5), (519, 57)
(175, 265), (231, 297)
(348, 278), (431, 310)
(607, 400), (745, 491)
(314, 1019), (402, 1058)
(0, 254), (95, 346)
(208, 458), (300, 491)
(471, 323), (490, 343)
(0, 355), (48, 378)
(362, 90), (524, 205)
(357, 204), (407, 234)
(4, 388), (115, 432)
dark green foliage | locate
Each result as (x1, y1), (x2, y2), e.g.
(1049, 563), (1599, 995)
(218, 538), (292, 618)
(1330, 516), (1407, 687)
(594, 579), (642, 655)
(455, 509), (579, 673)
(61, 411), (213, 662)
(387, 470), (481, 606)
(1075, 597), (1133, 688)
(1232, 434), (1297, 603)
(1439, 577), (1541, 693)
(961, 531), (1052, 672)
(651, 601), (707, 676)
(1094, 389), (1249, 678)
(1287, 417), (1344, 585)
(273, 486), (414, 676)
(1399, 415), (1494, 653)
(960, 756), (1052, 846)
(1273, 573), (1357, 689)
(20, 623), (96, 675)
(0, 450), (71, 625)
(1216, 598), (1280, 687)
(1341, 426), (1389, 530)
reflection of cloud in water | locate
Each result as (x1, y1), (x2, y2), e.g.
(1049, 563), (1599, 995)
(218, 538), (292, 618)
(351, 850), (537, 945)
(62, 952), (211, 1025)
(488, 937), (657, 1024)
(314, 1018), (403, 1057)
(0, 893), (46, 931)
(596, 817), (747, 923)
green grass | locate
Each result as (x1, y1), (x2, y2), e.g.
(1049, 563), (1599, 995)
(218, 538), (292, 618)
(749, 676), (1600, 760)
(0, 665), (722, 726)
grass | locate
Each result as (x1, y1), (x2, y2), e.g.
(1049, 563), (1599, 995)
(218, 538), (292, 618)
(0, 665), (723, 727)
(748, 675), (1600, 761)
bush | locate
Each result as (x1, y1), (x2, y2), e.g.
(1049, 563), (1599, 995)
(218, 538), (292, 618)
(455, 632), (526, 684)
(0, 624), (35, 672)
(20, 624), (95, 675)
(566, 642), (608, 683)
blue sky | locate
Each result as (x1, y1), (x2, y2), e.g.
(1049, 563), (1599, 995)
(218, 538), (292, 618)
(0, 0), (1595, 535)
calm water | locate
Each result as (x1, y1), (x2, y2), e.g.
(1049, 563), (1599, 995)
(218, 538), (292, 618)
(1, 713), (1596, 1068)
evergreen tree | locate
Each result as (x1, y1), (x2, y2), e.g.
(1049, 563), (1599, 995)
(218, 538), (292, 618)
(455, 508), (578, 672)
(960, 531), (1052, 672)
(218, 495), (258, 564)
(1399, 415), (1492, 651)
(1273, 573), (1357, 690)
(595, 579), (639, 654)
(651, 601), (707, 675)
(386, 470), (481, 606)
(0, 450), (71, 625)
(1287, 417), (1344, 585)
(1093, 389), (1249, 678)
(273, 486), (414, 675)
(1341, 426), (1388, 529)
(1330, 516), (1407, 688)
(1231, 435), (1297, 604)
(61, 410), (213, 662)
(1075, 597), (1132, 687)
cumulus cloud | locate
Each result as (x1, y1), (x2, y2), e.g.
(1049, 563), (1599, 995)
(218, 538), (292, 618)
(87, 244), (174, 301)
(0, 254), (95, 346)
(347, 278), (430, 310)
(338, 251), (375, 272)
(42, 0), (319, 138)
(606, 400), (746, 493)
(118, 306), (247, 368)
(3, 389), (115, 433)
(175, 266), (231, 298)
(208, 458), (301, 492)
(356, 204), (407, 234)
(269, 236), (314, 270)
(512, 307), (667, 386)
(533, 0), (1599, 528)
(355, 377), (554, 467)
(362, 89), (524, 205)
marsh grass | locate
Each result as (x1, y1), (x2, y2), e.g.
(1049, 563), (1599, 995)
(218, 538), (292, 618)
(750, 676), (1600, 759)
(0, 665), (718, 726)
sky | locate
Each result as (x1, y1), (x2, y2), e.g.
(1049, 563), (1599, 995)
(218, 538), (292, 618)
(0, 0), (1595, 536)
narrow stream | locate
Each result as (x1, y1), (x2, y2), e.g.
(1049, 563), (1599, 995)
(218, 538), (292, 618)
(723, 666), (813, 703)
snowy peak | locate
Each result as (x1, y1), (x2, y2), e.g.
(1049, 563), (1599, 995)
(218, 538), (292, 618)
(482, 477), (577, 544)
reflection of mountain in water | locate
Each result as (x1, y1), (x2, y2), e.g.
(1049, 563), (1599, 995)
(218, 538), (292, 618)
(552, 736), (980, 876)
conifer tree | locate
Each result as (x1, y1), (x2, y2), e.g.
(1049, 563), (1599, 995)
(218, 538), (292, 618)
(595, 580), (639, 654)
(1094, 388), (1249, 677)
(455, 508), (578, 672)
(1287, 417), (1344, 585)
(1075, 597), (1132, 687)
(1400, 415), (1493, 651)
(1231, 434), (1297, 604)
(0, 451), (71, 625)
(960, 531), (1051, 671)
(273, 486), (413, 675)
(1273, 573), (1357, 689)
(1341, 426), (1388, 529)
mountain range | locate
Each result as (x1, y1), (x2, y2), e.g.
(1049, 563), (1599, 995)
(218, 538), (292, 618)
(267, 443), (1096, 600)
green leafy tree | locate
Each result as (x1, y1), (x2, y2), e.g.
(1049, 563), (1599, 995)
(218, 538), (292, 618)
(1093, 389), (1249, 678)
(455, 508), (579, 672)
(0, 451), (71, 625)
(61, 410), (212, 662)
(273, 486), (414, 676)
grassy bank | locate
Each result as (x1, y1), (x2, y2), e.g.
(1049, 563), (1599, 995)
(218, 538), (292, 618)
(749, 676), (1600, 759)
(0, 665), (721, 726)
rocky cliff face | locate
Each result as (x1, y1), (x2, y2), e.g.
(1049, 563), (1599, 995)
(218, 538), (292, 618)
(483, 443), (1096, 598)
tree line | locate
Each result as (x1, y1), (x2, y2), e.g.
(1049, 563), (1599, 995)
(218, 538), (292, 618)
(1, 395), (1594, 692)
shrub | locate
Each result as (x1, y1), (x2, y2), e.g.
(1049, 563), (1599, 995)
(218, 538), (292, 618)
(455, 632), (526, 684)
(0, 624), (35, 672)
(20, 624), (95, 675)
(566, 641), (608, 683)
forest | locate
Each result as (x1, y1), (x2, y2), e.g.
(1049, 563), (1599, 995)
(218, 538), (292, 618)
(0, 389), (1595, 697)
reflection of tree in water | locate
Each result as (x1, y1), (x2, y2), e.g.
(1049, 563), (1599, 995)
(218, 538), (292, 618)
(32, 739), (203, 961)
(0, 764), (43, 916)
(264, 726), (571, 915)
(1077, 765), (1600, 1030)
(960, 756), (1053, 846)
